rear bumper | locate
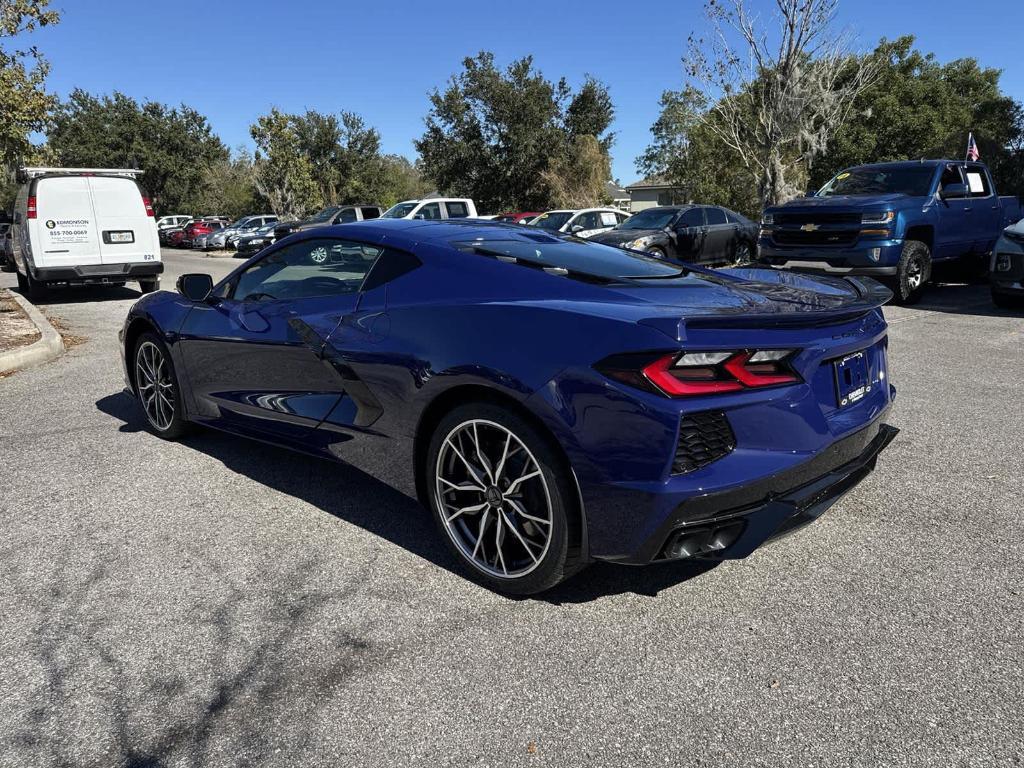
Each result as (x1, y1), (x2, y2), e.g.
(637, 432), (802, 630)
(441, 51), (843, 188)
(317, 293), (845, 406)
(612, 419), (898, 565)
(33, 262), (163, 284)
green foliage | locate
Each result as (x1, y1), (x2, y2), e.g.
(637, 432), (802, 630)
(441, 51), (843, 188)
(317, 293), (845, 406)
(0, 0), (60, 170)
(416, 52), (614, 212)
(192, 148), (263, 219)
(375, 154), (432, 208)
(250, 109), (322, 219)
(812, 36), (1024, 196)
(47, 89), (228, 214)
(643, 35), (1024, 217)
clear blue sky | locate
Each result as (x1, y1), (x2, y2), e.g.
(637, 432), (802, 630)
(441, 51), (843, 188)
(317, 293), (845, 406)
(26, 0), (1024, 185)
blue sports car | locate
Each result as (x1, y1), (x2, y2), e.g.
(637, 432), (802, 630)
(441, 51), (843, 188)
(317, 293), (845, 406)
(120, 219), (898, 594)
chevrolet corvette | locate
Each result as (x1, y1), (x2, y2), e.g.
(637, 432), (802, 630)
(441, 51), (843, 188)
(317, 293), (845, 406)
(120, 219), (898, 594)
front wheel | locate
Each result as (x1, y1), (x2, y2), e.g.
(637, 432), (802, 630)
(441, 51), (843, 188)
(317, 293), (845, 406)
(133, 332), (190, 439)
(892, 240), (931, 304)
(732, 240), (753, 265)
(425, 403), (584, 595)
(24, 270), (48, 301)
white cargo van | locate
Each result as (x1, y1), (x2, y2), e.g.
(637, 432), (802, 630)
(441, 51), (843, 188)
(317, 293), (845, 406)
(11, 168), (163, 299)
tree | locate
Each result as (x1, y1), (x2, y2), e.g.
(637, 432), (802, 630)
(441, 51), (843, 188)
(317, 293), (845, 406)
(684, 0), (877, 207)
(250, 109), (322, 219)
(811, 36), (1024, 196)
(375, 154), (432, 208)
(416, 52), (614, 212)
(47, 89), (228, 213)
(542, 134), (610, 209)
(0, 0), (60, 170)
(192, 148), (262, 219)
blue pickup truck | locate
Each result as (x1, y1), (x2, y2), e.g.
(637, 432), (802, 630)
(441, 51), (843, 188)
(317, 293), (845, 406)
(757, 160), (1024, 302)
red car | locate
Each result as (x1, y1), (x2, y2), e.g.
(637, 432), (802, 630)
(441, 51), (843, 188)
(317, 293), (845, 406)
(180, 220), (220, 248)
(165, 227), (187, 247)
(493, 211), (541, 224)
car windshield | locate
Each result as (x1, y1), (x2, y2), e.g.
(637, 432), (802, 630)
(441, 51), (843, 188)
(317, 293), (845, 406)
(453, 236), (684, 280)
(530, 212), (573, 231)
(818, 166), (935, 197)
(381, 202), (419, 219)
(617, 209), (678, 230)
(309, 206), (341, 223)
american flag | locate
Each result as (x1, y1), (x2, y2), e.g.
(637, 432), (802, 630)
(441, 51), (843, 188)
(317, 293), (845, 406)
(966, 132), (980, 161)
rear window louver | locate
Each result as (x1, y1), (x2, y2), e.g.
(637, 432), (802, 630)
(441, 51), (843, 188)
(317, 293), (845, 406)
(459, 245), (617, 285)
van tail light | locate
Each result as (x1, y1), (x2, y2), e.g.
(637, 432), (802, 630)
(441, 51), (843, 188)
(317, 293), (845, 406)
(142, 197), (155, 217)
(597, 349), (800, 397)
(26, 196), (37, 219)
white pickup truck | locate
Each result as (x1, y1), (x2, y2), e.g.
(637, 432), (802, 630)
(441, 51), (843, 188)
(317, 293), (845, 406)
(380, 198), (478, 221)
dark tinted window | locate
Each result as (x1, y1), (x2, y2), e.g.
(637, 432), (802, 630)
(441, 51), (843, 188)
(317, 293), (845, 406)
(335, 208), (358, 223)
(725, 210), (743, 224)
(618, 208), (679, 230)
(939, 164), (963, 192)
(417, 202), (442, 220)
(453, 236), (683, 279)
(360, 207), (381, 219)
(678, 208), (705, 227)
(575, 211), (602, 230)
(361, 248), (421, 291)
(705, 207), (727, 225)
(232, 238), (383, 301)
(531, 211), (573, 231)
(445, 201), (469, 218)
(820, 166), (935, 197)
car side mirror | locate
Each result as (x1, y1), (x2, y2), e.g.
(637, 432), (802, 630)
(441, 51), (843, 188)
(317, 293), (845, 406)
(177, 273), (213, 302)
(940, 182), (968, 200)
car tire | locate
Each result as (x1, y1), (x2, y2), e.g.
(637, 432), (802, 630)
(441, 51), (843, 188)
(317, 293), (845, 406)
(892, 240), (931, 304)
(733, 240), (753, 265)
(425, 402), (584, 595)
(24, 270), (48, 301)
(133, 331), (190, 440)
(0, 258), (13, 273)
(991, 288), (1020, 309)
(16, 269), (27, 293)
(138, 278), (160, 295)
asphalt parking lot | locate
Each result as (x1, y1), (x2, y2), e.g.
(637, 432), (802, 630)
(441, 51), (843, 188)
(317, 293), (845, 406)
(1, 250), (1022, 767)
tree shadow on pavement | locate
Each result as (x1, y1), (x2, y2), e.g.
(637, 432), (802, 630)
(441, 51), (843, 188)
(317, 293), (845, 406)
(95, 391), (716, 604)
(890, 279), (1023, 318)
(1, 537), (380, 767)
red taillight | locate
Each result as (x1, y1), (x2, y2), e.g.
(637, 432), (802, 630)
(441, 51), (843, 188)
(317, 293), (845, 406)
(636, 349), (800, 397)
(142, 196), (155, 217)
(26, 196), (37, 219)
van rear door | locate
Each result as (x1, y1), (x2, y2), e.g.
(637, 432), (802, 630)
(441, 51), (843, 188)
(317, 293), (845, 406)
(88, 176), (159, 265)
(35, 176), (103, 268)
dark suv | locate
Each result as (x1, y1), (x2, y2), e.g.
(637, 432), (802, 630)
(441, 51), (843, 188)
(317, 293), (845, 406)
(274, 205), (382, 241)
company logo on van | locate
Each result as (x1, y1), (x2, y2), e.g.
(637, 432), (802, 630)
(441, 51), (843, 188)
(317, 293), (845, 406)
(45, 219), (56, 229)
(46, 218), (88, 229)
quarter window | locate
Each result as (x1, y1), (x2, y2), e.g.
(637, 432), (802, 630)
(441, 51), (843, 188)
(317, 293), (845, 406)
(231, 238), (383, 301)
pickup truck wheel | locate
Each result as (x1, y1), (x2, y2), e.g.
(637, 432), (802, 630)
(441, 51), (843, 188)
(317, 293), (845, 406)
(24, 270), (48, 301)
(894, 240), (931, 304)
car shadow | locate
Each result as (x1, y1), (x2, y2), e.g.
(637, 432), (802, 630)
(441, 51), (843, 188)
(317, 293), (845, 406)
(95, 391), (717, 603)
(11, 284), (143, 304)
(889, 280), (1022, 318)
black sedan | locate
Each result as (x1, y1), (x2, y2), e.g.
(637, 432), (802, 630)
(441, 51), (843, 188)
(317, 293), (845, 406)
(590, 205), (758, 265)
(233, 222), (280, 258)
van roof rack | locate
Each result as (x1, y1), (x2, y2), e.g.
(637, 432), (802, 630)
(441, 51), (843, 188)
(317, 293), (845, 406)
(17, 167), (144, 181)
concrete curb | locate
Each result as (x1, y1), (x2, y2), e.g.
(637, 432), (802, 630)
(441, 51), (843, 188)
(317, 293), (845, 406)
(0, 291), (65, 374)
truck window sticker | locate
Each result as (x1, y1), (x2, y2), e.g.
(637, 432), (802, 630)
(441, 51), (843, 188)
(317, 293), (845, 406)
(966, 172), (985, 194)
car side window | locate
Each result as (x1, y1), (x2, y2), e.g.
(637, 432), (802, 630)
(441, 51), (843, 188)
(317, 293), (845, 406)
(576, 211), (601, 230)
(678, 208), (705, 228)
(361, 207), (381, 219)
(416, 202), (442, 220)
(231, 238), (384, 302)
(335, 208), (358, 223)
(445, 201), (469, 218)
(965, 165), (991, 198)
(725, 210), (742, 224)
(705, 207), (727, 225)
(939, 164), (963, 193)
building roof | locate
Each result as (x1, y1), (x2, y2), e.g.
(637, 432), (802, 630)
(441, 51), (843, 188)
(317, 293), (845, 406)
(625, 176), (685, 191)
(604, 180), (629, 199)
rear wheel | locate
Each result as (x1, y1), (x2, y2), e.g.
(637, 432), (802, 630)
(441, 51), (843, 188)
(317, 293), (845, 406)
(16, 270), (27, 293)
(733, 240), (753, 265)
(892, 240), (931, 304)
(134, 332), (190, 439)
(138, 278), (160, 295)
(24, 270), (48, 301)
(0, 257), (13, 273)
(425, 402), (583, 595)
